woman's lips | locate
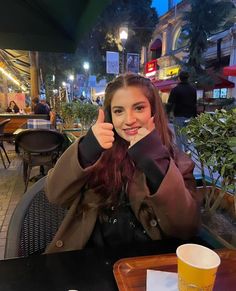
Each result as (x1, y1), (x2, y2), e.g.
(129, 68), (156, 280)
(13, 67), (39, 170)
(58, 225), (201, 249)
(123, 127), (140, 136)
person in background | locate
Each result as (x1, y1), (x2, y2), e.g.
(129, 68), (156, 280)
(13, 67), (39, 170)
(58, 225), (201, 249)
(32, 97), (50, 116)
(6, 100), (20, 113)
(40, 99), (51, 112)
(79, 94), (85, 102)
(45, 73), (201, 254)
(166, 71), (197, 151)
(95, 96), (102, 106)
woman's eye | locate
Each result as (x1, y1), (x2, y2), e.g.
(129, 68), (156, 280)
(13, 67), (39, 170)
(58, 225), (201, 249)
(113, 109), (123, 114)
(135, 106), (144, 112)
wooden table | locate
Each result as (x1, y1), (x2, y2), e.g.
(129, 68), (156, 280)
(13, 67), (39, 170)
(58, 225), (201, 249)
(113, 249), (236, 291)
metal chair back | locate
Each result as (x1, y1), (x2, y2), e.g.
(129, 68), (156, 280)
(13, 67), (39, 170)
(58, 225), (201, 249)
(4, 176), (67, 258)
(15, 129), (65, 191)
(0, 119), (11, 168)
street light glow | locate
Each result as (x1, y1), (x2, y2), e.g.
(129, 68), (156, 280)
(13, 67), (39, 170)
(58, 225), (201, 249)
(62, 81), (66, 87)
(119, 30), (128, 40)
(83, 62), (90, 70)
(119, 27), (128, 40)
(69, 74), (74, 81)
(119, 26), (128, 74)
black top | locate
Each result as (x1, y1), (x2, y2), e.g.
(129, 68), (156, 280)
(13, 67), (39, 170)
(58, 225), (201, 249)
(167, 81), (197, 118)
(34, 103), (50, 115)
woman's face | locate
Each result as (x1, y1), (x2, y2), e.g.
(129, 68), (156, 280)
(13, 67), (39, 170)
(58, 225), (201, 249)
(111, 86), (152, 142)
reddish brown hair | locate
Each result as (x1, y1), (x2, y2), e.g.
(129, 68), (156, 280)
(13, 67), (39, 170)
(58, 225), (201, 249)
(87, 73), (174, 209)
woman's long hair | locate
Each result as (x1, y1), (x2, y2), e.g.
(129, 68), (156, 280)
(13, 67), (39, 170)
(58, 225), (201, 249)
(87, 73), (174, 209)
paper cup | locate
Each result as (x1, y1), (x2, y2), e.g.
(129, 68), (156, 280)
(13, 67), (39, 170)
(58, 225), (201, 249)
(176, 244), (221, 291)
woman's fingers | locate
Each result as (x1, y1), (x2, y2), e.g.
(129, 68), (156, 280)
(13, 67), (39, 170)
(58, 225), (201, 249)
(92, 111), (114, 149)
(129, 116), (155, 148)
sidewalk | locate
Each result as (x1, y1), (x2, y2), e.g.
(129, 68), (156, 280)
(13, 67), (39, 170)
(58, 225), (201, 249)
(0, 144), (39, 259)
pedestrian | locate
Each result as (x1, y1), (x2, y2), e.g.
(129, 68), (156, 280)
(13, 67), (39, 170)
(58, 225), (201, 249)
(167, 71), (197, 151)
(45, 73), (201, 254)
(95, 96), (102, 106)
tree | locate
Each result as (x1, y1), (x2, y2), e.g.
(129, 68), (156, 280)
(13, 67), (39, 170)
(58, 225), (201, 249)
(39, 0), (158, 86)
(181, 0), (235, 86)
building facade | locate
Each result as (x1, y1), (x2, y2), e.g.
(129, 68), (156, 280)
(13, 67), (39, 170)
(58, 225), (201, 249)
(146, 0), (236, 103)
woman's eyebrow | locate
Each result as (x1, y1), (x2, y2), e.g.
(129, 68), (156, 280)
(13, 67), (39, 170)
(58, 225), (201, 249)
(112, 101), (148, 109)
(132, 101), (148, 107)
(112, 105), (123, 110)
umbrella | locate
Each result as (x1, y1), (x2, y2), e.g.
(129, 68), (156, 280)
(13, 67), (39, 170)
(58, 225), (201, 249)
(223, 65), (236, 77)
(0, 0), (110, 53)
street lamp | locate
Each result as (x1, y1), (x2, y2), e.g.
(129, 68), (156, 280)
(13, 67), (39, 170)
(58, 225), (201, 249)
(119, 26), (128, 73)
(83, 62), (90, 99)
(68, 74), (75, 101)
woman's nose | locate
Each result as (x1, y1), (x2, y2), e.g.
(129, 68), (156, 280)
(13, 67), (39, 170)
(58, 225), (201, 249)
(125, 112), (136, 124)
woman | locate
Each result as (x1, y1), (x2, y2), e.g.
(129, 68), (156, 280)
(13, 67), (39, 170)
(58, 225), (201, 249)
(6, 101), (19, 113)
(45, 73), (202, 253)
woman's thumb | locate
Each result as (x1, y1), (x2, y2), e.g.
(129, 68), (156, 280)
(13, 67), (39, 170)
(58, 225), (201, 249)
(96, 108), (105, 124)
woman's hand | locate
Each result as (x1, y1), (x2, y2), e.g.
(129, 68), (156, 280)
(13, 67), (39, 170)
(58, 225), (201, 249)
(92, 109), (114, 149)
(129, 116), (155, 148)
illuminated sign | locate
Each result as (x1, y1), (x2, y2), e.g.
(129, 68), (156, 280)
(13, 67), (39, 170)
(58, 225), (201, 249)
(166, 66), (180, 77)
(145, 59), (160, 77)
(145, 60), (157, 74)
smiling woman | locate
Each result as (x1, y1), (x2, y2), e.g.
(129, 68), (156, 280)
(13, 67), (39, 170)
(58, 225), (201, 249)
(44, 73), (202, 255)
(110, 86), (153, 144)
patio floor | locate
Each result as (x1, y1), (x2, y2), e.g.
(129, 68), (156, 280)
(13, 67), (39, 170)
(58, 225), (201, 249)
(0, 143), (39, 259)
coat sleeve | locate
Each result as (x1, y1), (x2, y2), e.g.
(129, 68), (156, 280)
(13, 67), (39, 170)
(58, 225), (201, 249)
(145, 152), (203, 239)
(45, 138), (100, 208)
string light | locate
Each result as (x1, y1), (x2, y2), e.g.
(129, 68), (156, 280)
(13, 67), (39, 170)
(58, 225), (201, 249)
(0, 67), (27, 91)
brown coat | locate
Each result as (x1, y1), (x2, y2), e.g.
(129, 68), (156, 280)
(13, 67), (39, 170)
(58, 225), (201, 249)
(45, 139), (202, 254)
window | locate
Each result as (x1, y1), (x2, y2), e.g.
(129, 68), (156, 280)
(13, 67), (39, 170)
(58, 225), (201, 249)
(174, 27), (189, 50)
(213, 88), (228, 98)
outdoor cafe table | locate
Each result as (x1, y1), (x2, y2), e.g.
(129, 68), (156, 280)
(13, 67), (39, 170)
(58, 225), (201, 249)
(0, 240), (235, 291)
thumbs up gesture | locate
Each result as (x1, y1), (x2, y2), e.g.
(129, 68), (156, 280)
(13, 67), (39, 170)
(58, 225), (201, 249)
(129, 117), (155, 148)
(92, 109), (114, 149)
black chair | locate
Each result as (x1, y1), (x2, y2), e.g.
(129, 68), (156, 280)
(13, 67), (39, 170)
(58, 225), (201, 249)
(0, 119), (11, 168)
(15, 129), (65, 192)
(4, 176), (67, 259)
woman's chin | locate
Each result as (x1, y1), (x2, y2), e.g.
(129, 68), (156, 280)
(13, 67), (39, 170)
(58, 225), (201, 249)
(121, 135), (134, 143)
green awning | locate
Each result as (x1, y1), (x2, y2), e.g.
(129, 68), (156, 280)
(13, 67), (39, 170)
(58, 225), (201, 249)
(0, 0), (110, 53)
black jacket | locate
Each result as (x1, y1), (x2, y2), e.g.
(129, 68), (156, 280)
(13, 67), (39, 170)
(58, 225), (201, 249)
(34, 103), (50, 115)
(167, 81), (197, 118)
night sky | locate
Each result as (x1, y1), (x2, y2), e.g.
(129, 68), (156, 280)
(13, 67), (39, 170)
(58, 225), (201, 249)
(152, 0), (181, 16)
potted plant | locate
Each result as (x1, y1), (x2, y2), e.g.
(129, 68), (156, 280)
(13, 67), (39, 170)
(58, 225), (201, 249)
(181, 109), (236, 248)
(60, 102), (78, 128)
(75, 102), (98, 134)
